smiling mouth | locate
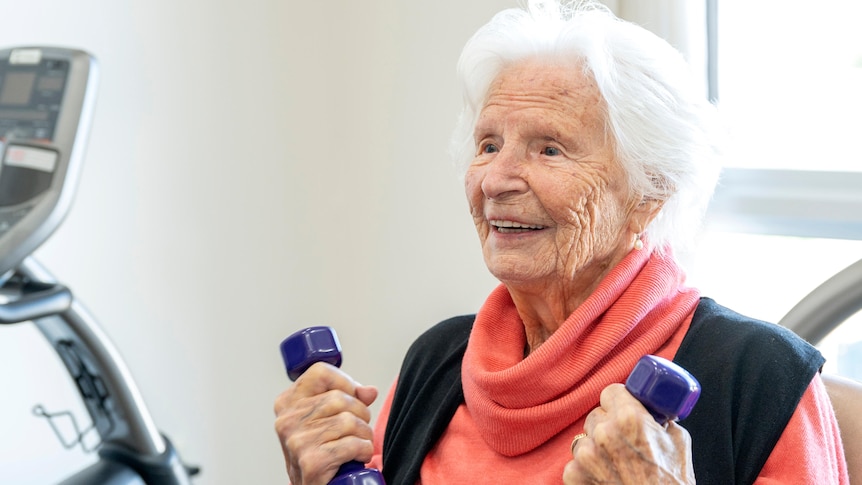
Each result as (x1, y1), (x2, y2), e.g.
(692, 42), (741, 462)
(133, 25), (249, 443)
(489, 220), (546, 233)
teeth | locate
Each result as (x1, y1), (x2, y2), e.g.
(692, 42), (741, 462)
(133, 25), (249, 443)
(489, 220), (545, 232)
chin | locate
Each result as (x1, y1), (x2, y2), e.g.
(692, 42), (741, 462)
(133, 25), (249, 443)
(486, 262), (545, 287)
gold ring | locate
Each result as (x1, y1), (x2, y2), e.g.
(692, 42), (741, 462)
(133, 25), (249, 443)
(570, 432), (588, 454)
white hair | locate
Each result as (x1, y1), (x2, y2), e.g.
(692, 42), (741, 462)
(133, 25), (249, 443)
(450, 0), (724, 254)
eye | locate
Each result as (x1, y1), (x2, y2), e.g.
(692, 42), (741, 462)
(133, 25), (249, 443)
(541, 146), (561, 156)
(481, 142), (499, 154)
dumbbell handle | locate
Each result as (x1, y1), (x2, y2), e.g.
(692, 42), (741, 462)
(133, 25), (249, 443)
(280, 326), (387, 485)
(625, 355), (701, 425)
(281, 328), (699, 483)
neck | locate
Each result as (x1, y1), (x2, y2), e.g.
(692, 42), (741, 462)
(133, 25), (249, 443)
(507, 258), (619, 354)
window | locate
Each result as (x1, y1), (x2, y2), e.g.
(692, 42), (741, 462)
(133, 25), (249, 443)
(688, 0), (862, 381)
(717, 0), (862, 172)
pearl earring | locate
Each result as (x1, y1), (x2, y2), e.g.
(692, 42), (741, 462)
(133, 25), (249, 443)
(633, 234), (644, 251)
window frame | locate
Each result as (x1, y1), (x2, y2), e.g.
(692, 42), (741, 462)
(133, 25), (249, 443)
(704, 1), (862, 242)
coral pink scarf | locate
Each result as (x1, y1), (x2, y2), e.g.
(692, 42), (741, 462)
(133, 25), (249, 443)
(461, 247), (699, 456)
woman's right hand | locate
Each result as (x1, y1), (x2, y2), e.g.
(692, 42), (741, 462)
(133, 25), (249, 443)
(563, 384), (695, 485)
(274, 362), (379, 485)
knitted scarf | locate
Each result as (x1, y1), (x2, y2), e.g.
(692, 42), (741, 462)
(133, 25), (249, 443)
(461, 247), (699, 456)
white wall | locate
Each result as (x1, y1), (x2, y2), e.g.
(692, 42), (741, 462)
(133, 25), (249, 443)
(0, 1), (513, 483)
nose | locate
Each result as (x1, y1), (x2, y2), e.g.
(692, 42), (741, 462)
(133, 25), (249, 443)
(480, 146), (529, 200)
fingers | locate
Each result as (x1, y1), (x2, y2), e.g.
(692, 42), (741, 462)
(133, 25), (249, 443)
(564, 383), (696, 484)
(563, 454), (582, 484)
(276, 391), (371, 444)
(275, 363), (374, 421)
(599, 383), (656, 425)
(664, 420), (694, 451)
(273, 363), (379, 485)
(565, 430), (620, 484)
(586, 383), (664, 436)
(282, 414), (375, 485)
(355, 384), (379, 407)
(570, 433), (587, 454)
(276, 363), (363, 408)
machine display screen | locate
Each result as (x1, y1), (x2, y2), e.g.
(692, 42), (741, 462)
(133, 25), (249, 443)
(0, 72), (36, 106)
(0, 59), (67, 141)
(0, 56), (69, 208)
(0, 48), (93, 278)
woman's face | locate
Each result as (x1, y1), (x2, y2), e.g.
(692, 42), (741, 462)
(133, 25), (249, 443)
(465, 59), (655, 292)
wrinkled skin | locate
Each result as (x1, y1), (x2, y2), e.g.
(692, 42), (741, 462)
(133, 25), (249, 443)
(564, 384), (696, 484)
(274, 58), (690, 483)
(464, 58), (662, 349)
(467, 59), (692, 482)
(273, 363), (378, 485)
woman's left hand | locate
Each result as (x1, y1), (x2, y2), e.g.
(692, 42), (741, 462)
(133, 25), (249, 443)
(562, 383), (696, 484)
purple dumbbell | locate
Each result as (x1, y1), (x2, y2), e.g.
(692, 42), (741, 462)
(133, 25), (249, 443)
(280, 326), (386, 485)
(625, 355), (701, 425)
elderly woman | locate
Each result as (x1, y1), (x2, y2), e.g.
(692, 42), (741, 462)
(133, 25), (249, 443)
(274, 1), (849, 484)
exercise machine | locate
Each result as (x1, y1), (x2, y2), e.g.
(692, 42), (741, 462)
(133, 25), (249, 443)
(0, 46), (196, 484)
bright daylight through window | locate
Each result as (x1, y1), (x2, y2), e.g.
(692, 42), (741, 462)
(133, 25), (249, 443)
(686, 0), (862, 381)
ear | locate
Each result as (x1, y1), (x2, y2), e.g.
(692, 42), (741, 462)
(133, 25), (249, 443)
(628, 197), (665, 234)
